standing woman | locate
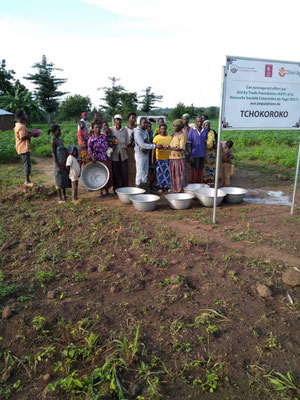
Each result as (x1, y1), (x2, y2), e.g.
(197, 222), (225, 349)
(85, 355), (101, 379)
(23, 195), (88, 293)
(168, 119), (188, 193)
(152, 123), (172, 191)
(49, 124), (70, 203)
(203, 120), (217, 186)
(88, 121), (113, 197)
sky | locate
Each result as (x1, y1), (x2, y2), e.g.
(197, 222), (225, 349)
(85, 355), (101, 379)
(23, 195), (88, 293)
(1, 0), (300, 110)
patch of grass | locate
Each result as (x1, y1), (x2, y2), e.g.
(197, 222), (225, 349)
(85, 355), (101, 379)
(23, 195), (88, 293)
(0, 270), (17, 299)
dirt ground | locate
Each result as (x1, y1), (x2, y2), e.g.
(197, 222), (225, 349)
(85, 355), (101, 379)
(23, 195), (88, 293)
(0, 157), (299, 400)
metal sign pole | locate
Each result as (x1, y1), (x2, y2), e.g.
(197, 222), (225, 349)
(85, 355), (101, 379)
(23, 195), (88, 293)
(213, 66), (226, 224)
(291, 142), (300, 215)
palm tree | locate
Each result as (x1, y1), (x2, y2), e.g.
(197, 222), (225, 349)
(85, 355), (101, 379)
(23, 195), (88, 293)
(0, 82), (44, 124)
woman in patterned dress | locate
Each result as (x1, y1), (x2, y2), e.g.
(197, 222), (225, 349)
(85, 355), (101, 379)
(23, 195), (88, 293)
(88, 121), (113, 197)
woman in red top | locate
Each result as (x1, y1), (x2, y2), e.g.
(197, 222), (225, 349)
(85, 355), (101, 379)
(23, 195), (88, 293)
(77, 120), (88, 148)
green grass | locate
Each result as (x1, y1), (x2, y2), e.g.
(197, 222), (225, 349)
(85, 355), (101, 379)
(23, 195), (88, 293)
(0, 120), (299, 168)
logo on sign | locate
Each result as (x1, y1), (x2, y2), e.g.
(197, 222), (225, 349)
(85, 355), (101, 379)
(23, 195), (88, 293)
(265, 64), (273, 77)
(279, 67), (286, 77)
(230, 64), (238, 73)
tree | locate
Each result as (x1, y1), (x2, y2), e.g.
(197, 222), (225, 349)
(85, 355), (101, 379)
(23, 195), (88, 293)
(24, 55), (67, 123)
(99, 77), (125, 120)
(119, 91), (138, 117)
(169, 102), (188, 120)
(0, 82), (44, 123)
(0, 59), (15, 95)
(139, 87), (162, 115)
(58, 94), (92, 121)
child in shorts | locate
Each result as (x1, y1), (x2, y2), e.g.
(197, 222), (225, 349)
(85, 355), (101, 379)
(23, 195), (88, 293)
(221, 140), (234, 186)
(66, 145), (81, 201)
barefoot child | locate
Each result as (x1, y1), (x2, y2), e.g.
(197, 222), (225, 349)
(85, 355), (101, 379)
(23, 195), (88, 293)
(66, 145), (81, 201)
(222, 140), (234, 186)
(49, 124), (70, 203)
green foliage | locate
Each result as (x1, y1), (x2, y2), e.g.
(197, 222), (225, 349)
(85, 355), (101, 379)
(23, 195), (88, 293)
(119, 91), (138, 117)
(0, 59), (15, 95)
(100, 76), (125, 118)
(58, 94), (91, 121)
(24, 55), (67, 118)
(0, 83), (44, 124)
(139, 86), (163, 114)
(0, 270), (17, 299)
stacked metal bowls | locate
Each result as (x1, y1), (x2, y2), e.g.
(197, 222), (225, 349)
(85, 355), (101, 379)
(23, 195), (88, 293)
(183, 183), (210, 196)
(165, 193), (194, 210)
(115, 187), (146, 204)
(81, 162), (109, 190)
(222, 187), (248, 204)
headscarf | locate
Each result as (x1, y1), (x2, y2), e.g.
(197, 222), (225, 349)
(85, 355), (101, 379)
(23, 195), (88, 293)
(173, 119), (184, 130)
(203, 119), (211, 126)
(182, 113), (190, 119)
(81, 112), (87, 117)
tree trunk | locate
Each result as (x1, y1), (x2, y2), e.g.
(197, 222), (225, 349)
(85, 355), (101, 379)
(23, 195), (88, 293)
(46, 112), (51, 124)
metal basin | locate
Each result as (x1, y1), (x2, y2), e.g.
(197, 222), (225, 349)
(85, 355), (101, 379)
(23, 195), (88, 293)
(183, 183), (210, 196)
(81, 162), (109, 190)
(194, 188), (227, 207)
(222, 187), (248, 204)
(115, 187), (146, 204)
(165, 193), (194, 210)
(130, 194), (160, 211)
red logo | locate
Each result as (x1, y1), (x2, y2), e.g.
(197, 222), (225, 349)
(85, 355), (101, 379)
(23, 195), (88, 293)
(279, 67), (286, 77)
(265, 64), (273, 77)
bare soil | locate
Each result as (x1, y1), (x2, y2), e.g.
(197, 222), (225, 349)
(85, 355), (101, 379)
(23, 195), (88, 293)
(0, 158), (299, 400)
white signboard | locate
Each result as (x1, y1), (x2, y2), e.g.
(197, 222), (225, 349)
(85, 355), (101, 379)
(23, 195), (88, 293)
(223, 56), (300, 129)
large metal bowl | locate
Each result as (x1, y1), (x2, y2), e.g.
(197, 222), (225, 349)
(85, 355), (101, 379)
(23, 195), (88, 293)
(130, 194), (160, 211)
(81, 162), (109, 190)
(222, 187), (248, 204)
(194, 187), (227, 207)
(183, 183), (210, 196)
(165, 193), (194, 210)
(115, 187), (146, 204)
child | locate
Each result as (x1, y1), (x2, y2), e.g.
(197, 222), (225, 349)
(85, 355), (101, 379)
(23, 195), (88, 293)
(221, 140), (234, 186)
(66, 145), (81, 201)
(79, 139), (91, 168)
(77, 120), (88, 148)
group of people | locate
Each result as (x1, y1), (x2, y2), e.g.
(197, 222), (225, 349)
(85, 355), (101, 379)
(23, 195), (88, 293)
(13, 110), (234, 203)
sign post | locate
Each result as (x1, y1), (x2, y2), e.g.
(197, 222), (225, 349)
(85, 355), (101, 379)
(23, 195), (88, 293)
(291, 143), (300, 215)
(213, 56), (300, 223)
(213, 66), (225, 224)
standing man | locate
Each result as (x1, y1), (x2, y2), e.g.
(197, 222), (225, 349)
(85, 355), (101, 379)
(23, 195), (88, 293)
(14, 110), (33, 185)
(133, 117), (162, 191)
(111, 114), (130, 191)
(126, 112), (137, 186)
(78, 112), (89, 134)
(187, 116), (208, 183)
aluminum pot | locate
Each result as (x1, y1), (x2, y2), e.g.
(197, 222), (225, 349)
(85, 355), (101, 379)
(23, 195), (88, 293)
(130, 194), (160, 211)
(222, 187), (248, 204)
(183, 183), (210, 196)
(115, 187), (146, 204)
(165, 193), (194, 210)
(81, 162), (109, 191)
(194, 187), (227, 207)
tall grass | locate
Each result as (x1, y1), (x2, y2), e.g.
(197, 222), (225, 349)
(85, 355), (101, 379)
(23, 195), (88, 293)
(1, 121), (299, 168)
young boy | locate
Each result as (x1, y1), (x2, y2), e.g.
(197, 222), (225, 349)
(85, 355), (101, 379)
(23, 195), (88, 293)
(66, 145), (81, 201)
(221, 140), (234, 186)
